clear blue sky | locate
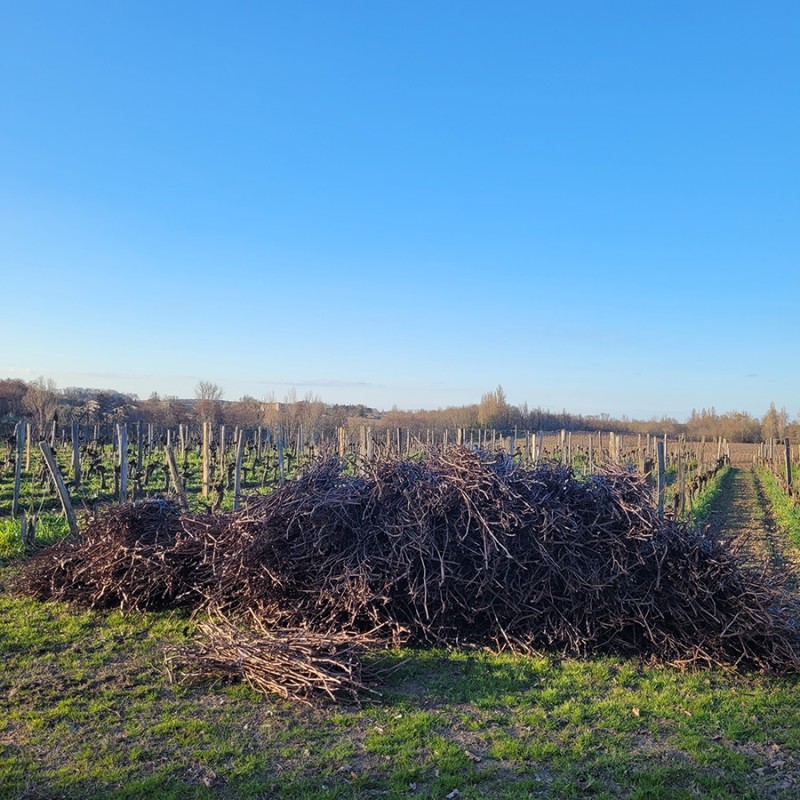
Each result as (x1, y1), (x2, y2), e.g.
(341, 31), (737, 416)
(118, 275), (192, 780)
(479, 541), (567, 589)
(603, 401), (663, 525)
(2, 2), (798, 419)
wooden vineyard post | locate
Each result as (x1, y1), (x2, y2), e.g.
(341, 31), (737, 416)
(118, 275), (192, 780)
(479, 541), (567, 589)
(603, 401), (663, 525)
(25, 422), (31, 471)
(39, 442), (79, 536)
(71, 421), (81, 487)
(12, 421), (24, 518)
(785, 438), (793, 496)
(588, 433), (594, 474)
(20, 513), (35, 548)
(202, 422), (211, 498)
(277, 427), (285, 483)
(358, 426), (367, 459)
(136, 421), (144, 478)
(677, 446), (686, 516)
(233, 429), (245, 510)
(118, 423), (128, 502)
(698, 436), (706, 476)
(338, 426), (346, 459)
(656, 440), (666, 516)
(164, 443), (188, 511)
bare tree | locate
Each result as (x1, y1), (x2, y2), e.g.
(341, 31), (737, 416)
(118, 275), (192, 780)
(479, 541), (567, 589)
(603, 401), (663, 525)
(296, 391), (325, 438)
(761, 402), (788, 442)
(477, 385), (510, 430)
(259, 391), (280, 429)
(23, 376), (59, 432)
(195, 380), (224, 425)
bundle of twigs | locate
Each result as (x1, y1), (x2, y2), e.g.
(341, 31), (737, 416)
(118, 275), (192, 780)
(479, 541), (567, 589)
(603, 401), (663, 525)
(166, 608), (380, 705)
(17, 449), (800, 697)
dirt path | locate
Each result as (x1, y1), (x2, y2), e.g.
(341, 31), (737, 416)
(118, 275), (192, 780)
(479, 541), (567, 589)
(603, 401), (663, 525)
(706, 467), (800, 596)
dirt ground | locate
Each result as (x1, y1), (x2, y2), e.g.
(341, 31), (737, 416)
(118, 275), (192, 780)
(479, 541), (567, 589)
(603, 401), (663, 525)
(707, 467), (800, 599)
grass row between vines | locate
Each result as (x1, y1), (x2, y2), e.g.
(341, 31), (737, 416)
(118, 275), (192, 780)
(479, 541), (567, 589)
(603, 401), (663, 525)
(754, 466), (800, 549)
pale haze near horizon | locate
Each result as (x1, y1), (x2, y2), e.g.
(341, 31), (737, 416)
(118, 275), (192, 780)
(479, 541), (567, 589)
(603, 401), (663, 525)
(1, 2), (798, 420)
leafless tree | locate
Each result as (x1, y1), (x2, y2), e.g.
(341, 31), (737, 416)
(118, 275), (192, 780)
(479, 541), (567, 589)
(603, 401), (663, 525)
(761, 402), (788, 442)
(23, 376), (59, 432)
(477, 385), (510, 430)
(195, 381), (224, 425)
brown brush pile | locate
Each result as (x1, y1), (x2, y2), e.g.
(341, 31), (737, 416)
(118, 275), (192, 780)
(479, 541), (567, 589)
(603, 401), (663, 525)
(165, 608), (381, 705)
(19, 498), (213, 612)
(17, 449), (800, 700)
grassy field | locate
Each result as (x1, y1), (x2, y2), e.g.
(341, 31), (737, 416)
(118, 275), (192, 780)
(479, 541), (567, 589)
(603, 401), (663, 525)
(3, 460), (800, 799)
(2, 585), (800, 800)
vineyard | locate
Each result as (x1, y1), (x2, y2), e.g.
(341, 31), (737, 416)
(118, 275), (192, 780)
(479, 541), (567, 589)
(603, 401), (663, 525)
(3, 420), (800, 798)
(3, 419), (796, 531)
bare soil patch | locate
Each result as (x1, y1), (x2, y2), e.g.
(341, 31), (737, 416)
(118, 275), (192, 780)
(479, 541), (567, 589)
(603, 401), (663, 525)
(707, 468), (800, 599)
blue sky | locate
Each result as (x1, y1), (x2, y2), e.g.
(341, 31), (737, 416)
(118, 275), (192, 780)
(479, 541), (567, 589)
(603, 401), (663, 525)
(1, 2), (798, 419)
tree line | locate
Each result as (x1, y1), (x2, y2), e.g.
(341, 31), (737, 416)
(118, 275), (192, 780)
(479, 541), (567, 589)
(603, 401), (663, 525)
(1, 377), (797, 444)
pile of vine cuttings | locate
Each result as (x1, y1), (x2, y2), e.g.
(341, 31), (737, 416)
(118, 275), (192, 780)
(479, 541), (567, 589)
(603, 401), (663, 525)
(18, 448), (800, 703)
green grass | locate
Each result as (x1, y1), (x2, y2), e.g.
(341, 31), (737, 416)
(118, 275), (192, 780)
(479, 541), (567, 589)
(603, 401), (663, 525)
(755, 466), (800, 549)
(0, 514), (70, 564)
(687, 464), (731, 529)
(2, 584), (800, 799)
